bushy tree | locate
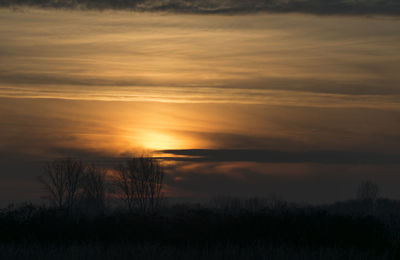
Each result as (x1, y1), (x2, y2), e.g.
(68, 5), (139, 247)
(114, 156), (164, 213)
(357, 181), (379, 202)
(39, 158), (84, 211)
(81, 164), (107, 213)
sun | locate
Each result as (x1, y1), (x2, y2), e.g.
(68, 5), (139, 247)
(138, 131), (184, 151)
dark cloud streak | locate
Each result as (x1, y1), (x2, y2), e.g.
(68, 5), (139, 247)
(2, 0), (400, 16)
(2, 72), (400, 96)
(159, 149), (400, 164)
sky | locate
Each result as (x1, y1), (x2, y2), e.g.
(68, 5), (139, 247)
(1, 3), (400, 204)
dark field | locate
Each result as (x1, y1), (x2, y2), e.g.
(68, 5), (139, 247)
(0, 244), (391, 260)
(1, 198), (400, 259)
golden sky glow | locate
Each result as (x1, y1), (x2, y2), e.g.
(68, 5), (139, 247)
(1, 9), (400, 107)
(130, 131), (191, 150)
(1, 8), (400, 202)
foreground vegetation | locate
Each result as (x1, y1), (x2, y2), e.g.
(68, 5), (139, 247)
(0, 243), (391, 260)
(1, 197), (400, 259)
(1, 157), (398, 258)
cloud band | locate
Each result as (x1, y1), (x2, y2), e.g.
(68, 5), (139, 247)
(2, 0), (400, 16)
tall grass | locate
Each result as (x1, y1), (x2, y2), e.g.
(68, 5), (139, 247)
(2, 198), (400, 259)
(0, 244), (392, 260)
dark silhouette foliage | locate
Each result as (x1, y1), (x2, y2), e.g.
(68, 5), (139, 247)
(7, 158), (400, 258)
(114, 156), (164, 214)
(39, 158), (84, 211)
(0, 199), (395, 254)
(357, 180), (379, 202)
(81, 164), (108, 214)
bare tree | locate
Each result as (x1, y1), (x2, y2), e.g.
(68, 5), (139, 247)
(81, 164), (107, 213)
(114, 155), (164, 213)
(357, 181), (379, 202)
(39, 158), (84, 211)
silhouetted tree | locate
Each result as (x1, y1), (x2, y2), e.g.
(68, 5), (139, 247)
(114, 155), (164, 213)
(357, 181), (379, 202)
(357, 180), (379, 215)
(209, 196), (242, 214)
(81, 164), (107, 213)
(39, 158), (84, 211)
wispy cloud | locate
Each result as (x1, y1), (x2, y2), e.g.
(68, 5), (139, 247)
(2, 0), (400, 16)
(1, 10), (399, 108)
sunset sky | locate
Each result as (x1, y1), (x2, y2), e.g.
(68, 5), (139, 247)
(1, 1), (400, 204)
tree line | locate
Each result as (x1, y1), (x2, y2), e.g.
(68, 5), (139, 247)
(37, 154), (381, 216)
(0, 164), (395, 254)
(38, 156), (164, 215)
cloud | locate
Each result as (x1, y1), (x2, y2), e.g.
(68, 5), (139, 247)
(173, 130), (308, 150)
(2, 71), (400, 96)
(163, 158), (400, 202)
(2, 0), (400, 16)
(159, 149), (400, 164)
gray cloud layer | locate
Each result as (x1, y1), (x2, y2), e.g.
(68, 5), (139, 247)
(2, 0), (400, 15)
(2, 71), (400, 96)
(160, 149), (400, 164)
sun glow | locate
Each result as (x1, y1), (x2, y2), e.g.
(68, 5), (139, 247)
(137, 131), (185, 150)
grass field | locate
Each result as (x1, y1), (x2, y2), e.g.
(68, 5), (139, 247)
(0, 244), (392, 260)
